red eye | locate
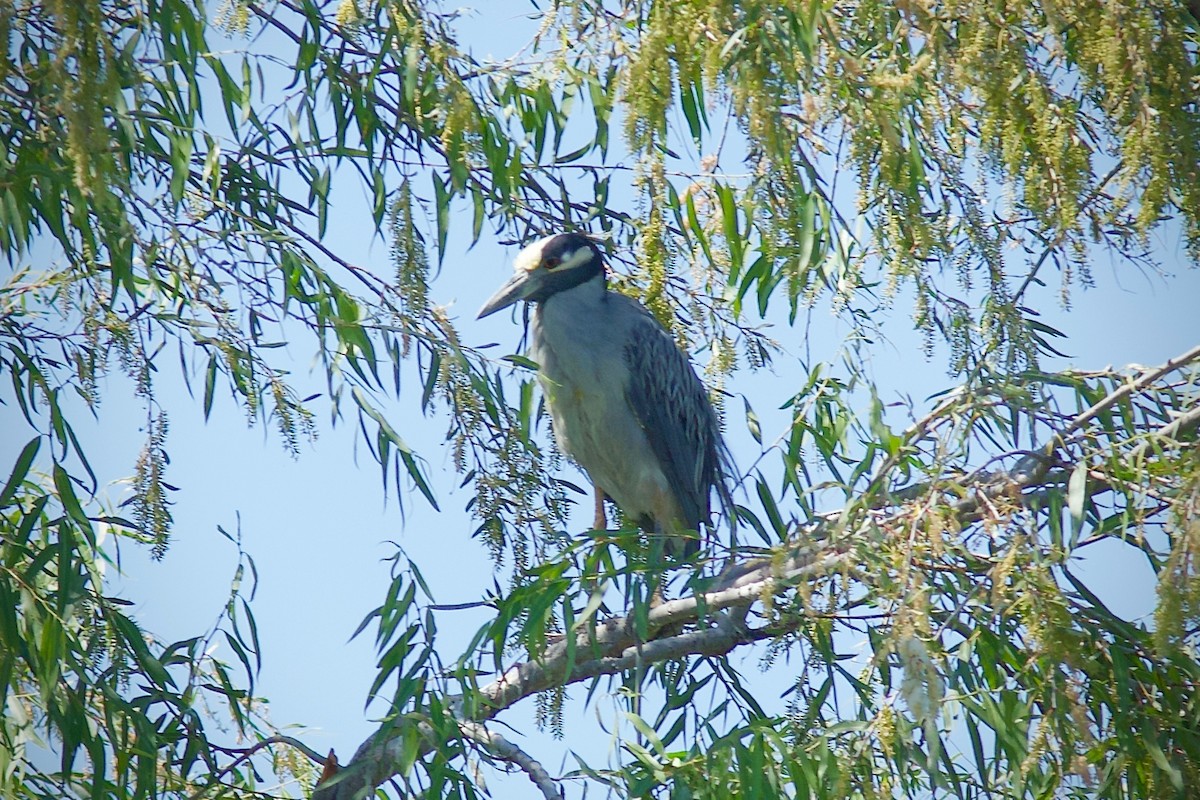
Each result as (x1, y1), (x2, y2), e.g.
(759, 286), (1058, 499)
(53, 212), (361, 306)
(543, 256), (561, 270)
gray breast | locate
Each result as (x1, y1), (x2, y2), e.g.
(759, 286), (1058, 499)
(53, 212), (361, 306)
(531, 284), (687, 530)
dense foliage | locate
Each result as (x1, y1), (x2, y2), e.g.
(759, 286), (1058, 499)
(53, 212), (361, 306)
(2, 1), (1198, 798)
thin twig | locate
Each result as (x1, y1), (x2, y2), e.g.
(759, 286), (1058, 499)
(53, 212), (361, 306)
(194, 735), (327, 800)
(1128, 403), (1200, 461)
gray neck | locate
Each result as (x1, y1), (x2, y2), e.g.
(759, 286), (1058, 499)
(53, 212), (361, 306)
(540, 272), (608, 309)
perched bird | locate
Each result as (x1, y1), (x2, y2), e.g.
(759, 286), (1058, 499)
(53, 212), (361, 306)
(478, 232), (734, 556)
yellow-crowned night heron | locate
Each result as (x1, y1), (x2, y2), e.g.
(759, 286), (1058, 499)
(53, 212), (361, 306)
(478, 232), (734, 556)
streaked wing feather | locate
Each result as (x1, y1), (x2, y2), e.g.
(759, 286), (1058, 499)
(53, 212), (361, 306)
(622, 312), (718, 531)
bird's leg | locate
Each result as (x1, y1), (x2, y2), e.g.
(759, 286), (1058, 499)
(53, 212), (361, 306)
(593, 484), (608, 530)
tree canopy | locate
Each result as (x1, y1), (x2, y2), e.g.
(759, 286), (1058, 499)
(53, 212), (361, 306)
(2, 1), (1199, 798)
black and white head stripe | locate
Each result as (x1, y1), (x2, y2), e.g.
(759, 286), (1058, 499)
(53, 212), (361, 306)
(515, 232), (604, 302)
(478, 232), (607, 318)
(517, 232), (601, 271)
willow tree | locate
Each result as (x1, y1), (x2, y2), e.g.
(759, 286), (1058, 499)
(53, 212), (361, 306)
(3, 0), (1199, 798)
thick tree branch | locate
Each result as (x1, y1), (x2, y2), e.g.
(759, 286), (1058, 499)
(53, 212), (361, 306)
(476, 549), (849, 717)
(312, 549), (848, 800)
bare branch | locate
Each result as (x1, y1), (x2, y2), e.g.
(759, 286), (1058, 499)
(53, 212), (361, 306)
(1061, 343), (1200, 440)
(880, 344), (1200, 519)
(458, 722), (563, 800)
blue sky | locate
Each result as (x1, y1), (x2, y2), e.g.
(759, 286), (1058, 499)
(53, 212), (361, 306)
(7, 3), (1200, 795)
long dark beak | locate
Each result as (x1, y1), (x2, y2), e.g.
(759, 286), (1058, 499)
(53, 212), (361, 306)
(478, 271), (536, 318)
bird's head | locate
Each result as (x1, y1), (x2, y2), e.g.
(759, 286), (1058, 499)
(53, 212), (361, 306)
(477, 232), (604, 318)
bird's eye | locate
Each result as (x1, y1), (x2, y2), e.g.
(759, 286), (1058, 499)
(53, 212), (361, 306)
(543, 256), (562, 270)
